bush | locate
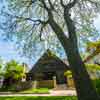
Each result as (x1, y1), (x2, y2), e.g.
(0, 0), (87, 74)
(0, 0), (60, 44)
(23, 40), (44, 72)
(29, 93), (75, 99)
(0, 81), (33, 92)
(93, 79), (100, 95)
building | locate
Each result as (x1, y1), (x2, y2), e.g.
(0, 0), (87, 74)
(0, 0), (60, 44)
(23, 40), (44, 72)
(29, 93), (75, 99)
(27, 49), (74, 89)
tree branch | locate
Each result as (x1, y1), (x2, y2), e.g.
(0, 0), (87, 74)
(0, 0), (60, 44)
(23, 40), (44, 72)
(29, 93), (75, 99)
(60, 0), (65, 8)
(39, 20), (49, 41)
(84, 0), (99, 6)
(4, 12), (48, 25)
(66, 0), (77, 10)
(40, 0), (70, 50)
(63, 0), (77, 43)
(40, 0), (50, 10)
(48, 0), (55, 10)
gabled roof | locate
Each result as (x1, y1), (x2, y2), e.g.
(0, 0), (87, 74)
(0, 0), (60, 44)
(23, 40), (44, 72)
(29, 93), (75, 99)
(29, 49), (69, 73)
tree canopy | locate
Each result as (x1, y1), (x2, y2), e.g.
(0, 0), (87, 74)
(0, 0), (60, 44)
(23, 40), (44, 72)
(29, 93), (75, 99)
(4, 60), (25, 80)
(84, 41), (100, 62)
(0, 0), (100, 58)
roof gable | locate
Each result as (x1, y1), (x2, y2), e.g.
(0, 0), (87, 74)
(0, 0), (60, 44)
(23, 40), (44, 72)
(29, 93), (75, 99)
(29, 49), (69, 73)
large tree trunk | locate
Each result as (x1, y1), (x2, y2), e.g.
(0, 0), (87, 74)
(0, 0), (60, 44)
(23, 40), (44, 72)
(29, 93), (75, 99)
(65, 42), (99, 100)
(63, 7), (99, 99)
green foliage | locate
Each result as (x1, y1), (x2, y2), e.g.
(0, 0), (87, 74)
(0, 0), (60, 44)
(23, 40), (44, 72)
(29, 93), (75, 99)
(83, 41), (100, 62)
(93, 79), (100, 95)
(0, 65), (3, 74)
(4, 60), (24, 80)
(86, 41), (100, 53)
(0, 57), (4, 76)
(85, 64), (100, 79)
(85, 64), (100, 72)
(64, 70), (72, 78)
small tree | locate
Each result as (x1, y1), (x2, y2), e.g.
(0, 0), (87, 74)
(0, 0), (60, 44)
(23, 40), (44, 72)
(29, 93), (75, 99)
(4, 60), (24, 83)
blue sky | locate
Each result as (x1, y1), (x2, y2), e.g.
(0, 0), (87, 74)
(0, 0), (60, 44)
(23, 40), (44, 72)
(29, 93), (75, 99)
(0, 0), (34, 67)
(0, 1), (100, 68)
(0, 40), (33, 66)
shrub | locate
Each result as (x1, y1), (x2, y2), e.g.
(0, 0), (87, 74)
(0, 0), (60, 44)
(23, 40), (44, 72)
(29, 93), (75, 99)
(93, 79), (100, 95)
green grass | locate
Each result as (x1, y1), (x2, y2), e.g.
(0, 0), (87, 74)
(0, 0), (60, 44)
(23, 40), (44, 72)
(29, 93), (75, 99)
(19, 88), (49, 94)
(0, 96), (77, 100)
(0, 87), (49, 94)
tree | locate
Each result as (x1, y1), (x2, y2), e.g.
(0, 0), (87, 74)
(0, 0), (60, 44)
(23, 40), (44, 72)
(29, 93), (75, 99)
(84, 41), (100, 63)
(2, 60), (25, 88)
(86, 64), (100, 72)
(0, 0), (100, 99)
(0, 57), (4, 77)
(4, 60), (24, 81)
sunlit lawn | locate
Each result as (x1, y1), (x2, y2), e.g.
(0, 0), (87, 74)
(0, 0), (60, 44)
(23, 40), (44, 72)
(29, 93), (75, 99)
(0, 96), (77, 100)
(19, 88), (49, 94)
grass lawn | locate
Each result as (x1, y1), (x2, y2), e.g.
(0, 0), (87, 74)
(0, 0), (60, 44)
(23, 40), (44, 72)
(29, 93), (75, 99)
(19, 88), (49, 94)
(0, 87), (49, 94)
(0, 96), (77, 100)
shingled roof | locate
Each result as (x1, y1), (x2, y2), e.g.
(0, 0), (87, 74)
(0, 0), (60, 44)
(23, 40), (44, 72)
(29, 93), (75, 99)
(29, 49), (69, 74)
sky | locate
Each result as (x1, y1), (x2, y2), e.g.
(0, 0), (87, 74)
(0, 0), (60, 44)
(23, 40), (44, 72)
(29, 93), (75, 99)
(0, 0), (34, 67)
(94, 15), (100, 31)
(0, 40), (33, 66)
(0, 1), (100, 68)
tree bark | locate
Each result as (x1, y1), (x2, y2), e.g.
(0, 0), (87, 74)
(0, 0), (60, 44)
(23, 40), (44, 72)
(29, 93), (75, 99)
(65, 43), (99, 100)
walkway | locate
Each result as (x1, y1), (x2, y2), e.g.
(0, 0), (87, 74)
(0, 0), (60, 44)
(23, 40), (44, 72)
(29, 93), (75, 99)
(0, 90), (76, 96)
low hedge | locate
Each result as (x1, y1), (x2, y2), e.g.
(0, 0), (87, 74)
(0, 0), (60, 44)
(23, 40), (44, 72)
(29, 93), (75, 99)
(93, 79), (100, 95)
(0, 81), (33, 92)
